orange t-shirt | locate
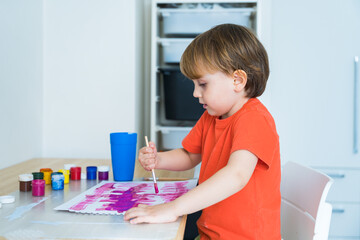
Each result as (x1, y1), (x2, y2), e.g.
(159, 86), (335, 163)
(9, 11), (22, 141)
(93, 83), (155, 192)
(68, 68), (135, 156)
(182, 98), (281, 240)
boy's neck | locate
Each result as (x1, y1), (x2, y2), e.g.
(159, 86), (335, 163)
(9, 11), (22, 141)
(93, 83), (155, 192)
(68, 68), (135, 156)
(220, 97), (250, 119)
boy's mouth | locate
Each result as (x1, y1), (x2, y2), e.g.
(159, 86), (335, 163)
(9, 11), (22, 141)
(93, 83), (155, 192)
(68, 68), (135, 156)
(203, 104), (207, 109)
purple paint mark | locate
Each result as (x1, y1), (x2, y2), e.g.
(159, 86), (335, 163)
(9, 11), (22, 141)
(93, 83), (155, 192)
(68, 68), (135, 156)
(69, 181), (191, 214)
(70, 183), (118, 211)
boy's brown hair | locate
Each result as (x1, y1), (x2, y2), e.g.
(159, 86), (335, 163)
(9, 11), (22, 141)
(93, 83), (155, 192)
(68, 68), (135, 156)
(180, 24), (269, 98)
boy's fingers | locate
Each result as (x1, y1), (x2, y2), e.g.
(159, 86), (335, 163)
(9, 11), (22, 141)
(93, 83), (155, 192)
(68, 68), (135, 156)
(130, 216), (152, 224)
(124, 206), (149, 221)
(149, 142), (156, 149)
(137, 204), (148, 207)
(124, 209), (138, 220)
(144, 153), (155, 158)
(139, 144), (157, 170)
(141, 156), (155, 165)
(139, 153), (155, 162)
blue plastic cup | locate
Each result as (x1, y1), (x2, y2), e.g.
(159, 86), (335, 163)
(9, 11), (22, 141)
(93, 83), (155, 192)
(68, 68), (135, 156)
(110, 132), (137, 181)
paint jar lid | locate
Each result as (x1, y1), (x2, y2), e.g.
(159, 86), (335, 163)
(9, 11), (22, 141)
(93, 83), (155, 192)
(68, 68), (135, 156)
(51, 172), (63, 176)
(70, 166), (81, 173)
(32, 172), (44, 179)
(40, 168), (53, 173)
(19, 174), (34, 182)
(98, 165), (110, 172)
(58, 169), (70, 175)
(51, 172), (64, 180)
(87, 166), (97, 172)
(64, 164), (76, 170)
(32, 179), (45, 185)
(0, 195), (15, 204)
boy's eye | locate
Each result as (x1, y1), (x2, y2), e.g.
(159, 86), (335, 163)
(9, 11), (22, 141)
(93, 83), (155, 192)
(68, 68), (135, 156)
(199, 83), (206, 87)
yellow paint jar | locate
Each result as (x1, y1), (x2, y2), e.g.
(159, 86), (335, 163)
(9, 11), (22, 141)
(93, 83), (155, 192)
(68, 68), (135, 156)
(58, 169), (70, 184)
(40, 168), (53, 185)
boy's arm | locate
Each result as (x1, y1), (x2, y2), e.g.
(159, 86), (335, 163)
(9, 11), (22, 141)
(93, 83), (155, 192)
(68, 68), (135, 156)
(139, 141), (201, 172)
(157, 148), (201, 171)
(124, 149), (258, 224)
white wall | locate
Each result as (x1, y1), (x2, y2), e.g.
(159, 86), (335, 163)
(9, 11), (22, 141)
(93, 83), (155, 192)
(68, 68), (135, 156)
(0, 0), (143, 169)
(0, 0), (43, 169)
(43, 0), (138, 159)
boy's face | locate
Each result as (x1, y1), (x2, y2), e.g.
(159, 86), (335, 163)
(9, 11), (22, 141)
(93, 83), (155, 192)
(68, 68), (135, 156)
(192, 70), (248, 119)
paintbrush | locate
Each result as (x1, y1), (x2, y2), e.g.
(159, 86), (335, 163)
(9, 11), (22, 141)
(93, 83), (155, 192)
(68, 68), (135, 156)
(145, 136), (159, 194)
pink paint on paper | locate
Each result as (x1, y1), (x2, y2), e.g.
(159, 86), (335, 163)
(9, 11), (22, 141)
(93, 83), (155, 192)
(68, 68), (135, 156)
(154, 182), (159, 194)
(67, 181), (194, 215)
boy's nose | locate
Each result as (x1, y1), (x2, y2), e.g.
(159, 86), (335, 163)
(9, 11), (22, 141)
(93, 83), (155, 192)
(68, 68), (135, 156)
(193, 86), (202, 98)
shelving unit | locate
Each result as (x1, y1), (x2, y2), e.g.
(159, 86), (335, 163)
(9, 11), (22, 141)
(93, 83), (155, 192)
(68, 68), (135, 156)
(149, 1), (259, 163)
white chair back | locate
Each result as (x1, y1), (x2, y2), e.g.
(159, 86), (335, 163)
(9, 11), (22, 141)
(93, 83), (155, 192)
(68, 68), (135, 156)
(281, 162), (333, 240)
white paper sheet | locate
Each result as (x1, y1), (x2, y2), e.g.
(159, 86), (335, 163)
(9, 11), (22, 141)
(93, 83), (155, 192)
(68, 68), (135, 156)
(55, 180), (197, 215)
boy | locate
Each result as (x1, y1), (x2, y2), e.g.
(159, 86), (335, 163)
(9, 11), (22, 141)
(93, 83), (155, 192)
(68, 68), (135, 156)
(124, 24), (281, 240)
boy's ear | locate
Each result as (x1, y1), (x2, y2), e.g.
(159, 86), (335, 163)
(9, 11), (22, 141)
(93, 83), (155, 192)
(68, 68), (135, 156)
(233, 70), (247, 92)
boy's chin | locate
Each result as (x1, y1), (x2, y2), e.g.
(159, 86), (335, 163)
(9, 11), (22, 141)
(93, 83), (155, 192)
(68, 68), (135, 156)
(207, 110), (220, 117)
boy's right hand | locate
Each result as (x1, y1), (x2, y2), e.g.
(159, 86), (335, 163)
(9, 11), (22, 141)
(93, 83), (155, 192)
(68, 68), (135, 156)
(138, 141), (159, 171)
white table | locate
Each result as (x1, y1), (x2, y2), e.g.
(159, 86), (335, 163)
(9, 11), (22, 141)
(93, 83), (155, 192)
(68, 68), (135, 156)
(0, 158), (194, 240)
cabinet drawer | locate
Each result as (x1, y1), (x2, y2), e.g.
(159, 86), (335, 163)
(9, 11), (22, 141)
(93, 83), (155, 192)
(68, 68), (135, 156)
(159, 39), (192, 63)
(329, 237), (360, 240)
(317, 168), (360, 202)
(158, 127), (191, 150)
(160, 7), (253, 37)
(329, 203), (360, 237)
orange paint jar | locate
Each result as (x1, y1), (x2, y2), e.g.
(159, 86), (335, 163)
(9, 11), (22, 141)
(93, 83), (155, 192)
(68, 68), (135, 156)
(40, 168), (53, 185)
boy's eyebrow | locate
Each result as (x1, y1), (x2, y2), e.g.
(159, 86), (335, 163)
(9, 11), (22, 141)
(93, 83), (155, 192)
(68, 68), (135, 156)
(193, 78), (205, 82)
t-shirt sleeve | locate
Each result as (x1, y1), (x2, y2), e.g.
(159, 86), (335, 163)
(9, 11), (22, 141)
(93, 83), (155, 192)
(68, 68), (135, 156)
(182, 112), (208, 154)
(231, 111), (279, 170)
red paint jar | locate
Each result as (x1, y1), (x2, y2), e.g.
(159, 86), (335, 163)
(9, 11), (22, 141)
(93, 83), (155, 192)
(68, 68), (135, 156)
(70, 167), (81, 180)
(32, 179), (45, 196)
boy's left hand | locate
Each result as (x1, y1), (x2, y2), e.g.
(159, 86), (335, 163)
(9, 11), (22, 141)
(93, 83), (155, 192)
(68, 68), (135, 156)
(124, 202), (179, 224)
